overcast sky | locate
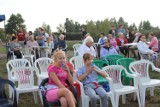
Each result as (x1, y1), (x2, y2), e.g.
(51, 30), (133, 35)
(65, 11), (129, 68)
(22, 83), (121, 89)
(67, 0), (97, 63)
(0, 0), (160, 32)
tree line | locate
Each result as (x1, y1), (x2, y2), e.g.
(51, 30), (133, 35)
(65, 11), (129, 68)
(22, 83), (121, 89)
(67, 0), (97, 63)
(1, 13), (160, 41)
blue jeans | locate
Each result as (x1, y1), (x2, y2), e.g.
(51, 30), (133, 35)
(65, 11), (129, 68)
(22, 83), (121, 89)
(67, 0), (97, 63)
(38, 42), (44, 46)
(84, 85), (108, 107)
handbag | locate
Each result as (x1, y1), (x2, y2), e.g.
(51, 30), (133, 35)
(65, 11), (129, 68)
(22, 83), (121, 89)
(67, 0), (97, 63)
(102, 82), (110, 92)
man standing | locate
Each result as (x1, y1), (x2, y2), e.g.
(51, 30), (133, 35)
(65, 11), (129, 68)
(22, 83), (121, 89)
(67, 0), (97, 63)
(16, 27), (26, 47)
(81, 28), (87, 41)
(108, 25), (116, 38)
(36, 27), (45, 46)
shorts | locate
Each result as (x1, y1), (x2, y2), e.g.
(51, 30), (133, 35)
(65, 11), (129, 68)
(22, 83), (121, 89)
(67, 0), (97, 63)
(46, 88), (59, 102)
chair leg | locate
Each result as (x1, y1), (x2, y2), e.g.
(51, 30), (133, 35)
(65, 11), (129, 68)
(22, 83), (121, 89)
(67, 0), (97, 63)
(33, 91), (38, 104)
(136, 91), (141, 107)
(150, 87), (154, 96)
(110, 95), (116, 107)
(140, 88), (146, 107)
(17, 92), (19, 104)
(115, 94), (120, 107)
(39, 90), (43, 106)
(9, 85), (13, 98)
(122, 95), (126, 104)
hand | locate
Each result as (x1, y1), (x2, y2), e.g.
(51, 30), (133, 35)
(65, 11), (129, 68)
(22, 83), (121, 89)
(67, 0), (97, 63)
(62, 64), (70, 73)
(86, 66), (93, 75)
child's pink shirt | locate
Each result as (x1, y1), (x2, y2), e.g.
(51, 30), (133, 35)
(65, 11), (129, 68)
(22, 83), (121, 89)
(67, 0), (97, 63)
(47, 64), (68, 86)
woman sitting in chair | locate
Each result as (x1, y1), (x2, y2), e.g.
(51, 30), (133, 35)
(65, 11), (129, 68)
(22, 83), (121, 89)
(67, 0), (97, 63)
(100, 39), (118, 60)
(137, 34), (158, 62)
(10, 36), (22, 59)
(57, 34), (66, 51)
(77, 53), (108, 107)
(46, 50), (76, 107)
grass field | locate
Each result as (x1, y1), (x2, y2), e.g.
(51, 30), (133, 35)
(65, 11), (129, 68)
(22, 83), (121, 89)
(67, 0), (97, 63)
(1, 41), (160, 107)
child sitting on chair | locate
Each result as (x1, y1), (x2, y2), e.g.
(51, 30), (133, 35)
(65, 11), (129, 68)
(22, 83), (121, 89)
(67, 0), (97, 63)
(46, 50), (76, 107)
(77, 52), (108, 107)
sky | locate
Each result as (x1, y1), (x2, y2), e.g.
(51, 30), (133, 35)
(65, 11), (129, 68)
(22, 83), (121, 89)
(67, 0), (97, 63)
(0, 0), (160, 32)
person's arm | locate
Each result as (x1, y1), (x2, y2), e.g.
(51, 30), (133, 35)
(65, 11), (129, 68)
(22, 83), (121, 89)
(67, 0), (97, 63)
(100, 48), (105, 59)
(50, 72), (65, 88)
(98, 38), (101, 44)
(77, 45), (84, 57)
(148, 38), (155, 47)
(77, 67), (92, 81)
(63, 64), (74, 84)
(93, 66), (107, 78)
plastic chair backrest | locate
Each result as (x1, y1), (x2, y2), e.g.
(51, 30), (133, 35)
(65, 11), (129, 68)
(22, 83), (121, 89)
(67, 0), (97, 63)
(73, 44), (81, 56)
(11, 67), (39, 89)
(6, 59), (32, 78)
(22, 47), (32, 55)
(129, 60), (151, 83)
(116, 58), (135, 73)
(104, 54), (124, 65)
(102, 65), (125, 89)
(93, 60), (109, 83)
(0, 78), (18, 107)
(69, 56), (84, 71)
(34, 57), (53, 74)
(93, 60), (108, 69)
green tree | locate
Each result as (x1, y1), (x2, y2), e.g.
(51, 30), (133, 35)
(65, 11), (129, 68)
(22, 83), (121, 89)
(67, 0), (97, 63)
(110, 17), (118, 28)
(5, 13), (26, 35)
(42, 22), (51, 33)
(143, 20), (152, 30)
(64, 18), (81, 32)
(57, 24), (66, 33)
(86, 20), (98, 40)
(117, 17), (128, 28)
(129, 23), (137, 31)
(138, 21), (143, 31)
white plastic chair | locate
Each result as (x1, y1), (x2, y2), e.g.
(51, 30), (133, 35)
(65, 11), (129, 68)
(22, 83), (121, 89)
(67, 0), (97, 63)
(22, 47), (35, 65)
(34, 57), (53, 85)
(69, 56), (84, 71)
(129, 60), (160, 107)
(73, 44), (81, 56)
(75, 72), (115, 107)
(71, 56), (115, 107)
(6, 59), (32, 98)
(102, 65), (141, 107)
(10, 67), (39, 104)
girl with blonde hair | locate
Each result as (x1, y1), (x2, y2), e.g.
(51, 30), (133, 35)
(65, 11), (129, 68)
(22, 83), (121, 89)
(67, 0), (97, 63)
(46, 50), (76, 107)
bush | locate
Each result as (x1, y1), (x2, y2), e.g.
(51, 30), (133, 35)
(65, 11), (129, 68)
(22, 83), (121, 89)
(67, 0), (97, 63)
(66, 32), (82, 40)
(66, 40), (81, 51)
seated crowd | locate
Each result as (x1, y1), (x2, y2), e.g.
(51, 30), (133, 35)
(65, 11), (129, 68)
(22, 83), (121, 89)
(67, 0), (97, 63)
(3, 24), (160, 107)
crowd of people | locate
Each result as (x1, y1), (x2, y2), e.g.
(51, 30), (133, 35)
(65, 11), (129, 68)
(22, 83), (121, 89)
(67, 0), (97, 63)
(7, 27), (67, 59)
(80, 25), (159, 61)
(4, 24), (160, 107)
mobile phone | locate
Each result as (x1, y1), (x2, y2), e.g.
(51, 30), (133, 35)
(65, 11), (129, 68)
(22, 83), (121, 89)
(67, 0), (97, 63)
(90, 63), (94, 67)
(62, 63), (65, 68)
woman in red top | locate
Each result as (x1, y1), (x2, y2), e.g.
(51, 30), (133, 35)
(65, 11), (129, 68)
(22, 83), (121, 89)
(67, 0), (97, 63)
(116, 32), (128, 56)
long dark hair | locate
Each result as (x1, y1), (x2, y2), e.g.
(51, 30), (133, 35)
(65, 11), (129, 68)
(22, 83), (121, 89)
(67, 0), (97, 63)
(138, 34), (145, 42)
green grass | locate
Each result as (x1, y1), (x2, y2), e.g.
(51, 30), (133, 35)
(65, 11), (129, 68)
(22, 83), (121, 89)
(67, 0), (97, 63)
(66, 40), (81, 51)
(0, 45), (6, 54)
(1, 41), (160, 107)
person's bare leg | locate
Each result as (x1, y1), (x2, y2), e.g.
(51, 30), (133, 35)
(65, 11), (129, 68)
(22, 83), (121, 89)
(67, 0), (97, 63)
(60, 97), (68, 107)
(57, 88), (76, 107)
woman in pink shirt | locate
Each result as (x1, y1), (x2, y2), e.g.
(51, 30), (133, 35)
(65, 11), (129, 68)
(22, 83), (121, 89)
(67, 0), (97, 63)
(108, 34), (119, 53)
(46, 50), (76, 107)
(148, 32), (159, 52)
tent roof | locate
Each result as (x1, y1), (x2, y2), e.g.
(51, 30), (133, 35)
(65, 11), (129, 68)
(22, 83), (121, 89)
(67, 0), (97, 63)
(0, 15), (5, 22)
